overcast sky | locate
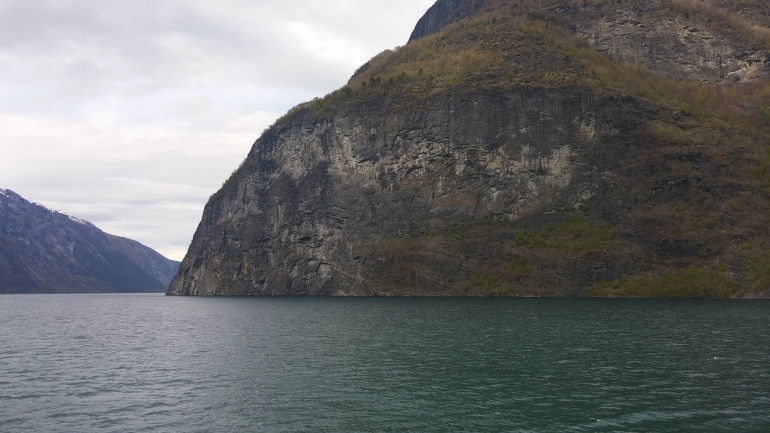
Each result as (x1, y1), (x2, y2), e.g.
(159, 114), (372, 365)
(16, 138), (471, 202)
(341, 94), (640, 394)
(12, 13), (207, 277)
(0, 0), (436, 261)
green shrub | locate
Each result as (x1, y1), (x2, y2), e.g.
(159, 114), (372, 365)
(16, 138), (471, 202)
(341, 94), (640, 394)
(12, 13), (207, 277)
(507, 255), (533, 275)
(744, 257), (770, 294)
(465, 273), (500, 291)
(511, 217), (621, 252)
(444, 227), (470, 240)
(589, 267), (736, 298)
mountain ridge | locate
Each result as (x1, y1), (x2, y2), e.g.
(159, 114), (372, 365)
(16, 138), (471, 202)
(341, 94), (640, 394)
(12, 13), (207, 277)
(0, 188), (179, 294)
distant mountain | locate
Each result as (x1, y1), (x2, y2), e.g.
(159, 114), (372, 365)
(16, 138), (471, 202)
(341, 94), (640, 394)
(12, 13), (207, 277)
(0, 188), (179, 293)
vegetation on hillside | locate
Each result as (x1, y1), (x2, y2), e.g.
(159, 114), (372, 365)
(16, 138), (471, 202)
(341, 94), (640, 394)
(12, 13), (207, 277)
(304, 0), (770, 121)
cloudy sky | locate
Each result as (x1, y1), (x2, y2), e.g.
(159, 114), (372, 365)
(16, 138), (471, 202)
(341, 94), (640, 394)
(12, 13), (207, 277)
(0, 0), (436, 261)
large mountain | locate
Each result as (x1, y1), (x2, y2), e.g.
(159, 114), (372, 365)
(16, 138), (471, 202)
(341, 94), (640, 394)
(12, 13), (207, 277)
(168, 0), (770, 297)
(0, 188), (179, 293)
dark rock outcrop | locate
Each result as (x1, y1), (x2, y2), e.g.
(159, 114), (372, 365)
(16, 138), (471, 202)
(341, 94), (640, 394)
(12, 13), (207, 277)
(169, 0), (770, 297)
(408, 0), (485, 42)
(0, 188), (179, 293)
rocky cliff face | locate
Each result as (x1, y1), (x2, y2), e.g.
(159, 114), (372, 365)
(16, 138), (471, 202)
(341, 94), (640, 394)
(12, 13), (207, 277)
(171, 89), (591, 295)
(169, 0), (770, 297)
(0, 189), (179, 293)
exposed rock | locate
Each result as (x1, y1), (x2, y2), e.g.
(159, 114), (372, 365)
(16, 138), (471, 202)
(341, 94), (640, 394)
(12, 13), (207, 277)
(0, 188), (179, 293)
(569, 1), (770, 82)
(170, 89), (595, 295)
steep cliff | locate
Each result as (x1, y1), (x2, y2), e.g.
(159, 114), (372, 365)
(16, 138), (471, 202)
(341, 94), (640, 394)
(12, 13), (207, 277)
(0, 189), (179, 293)
(169, 0), (770, 297)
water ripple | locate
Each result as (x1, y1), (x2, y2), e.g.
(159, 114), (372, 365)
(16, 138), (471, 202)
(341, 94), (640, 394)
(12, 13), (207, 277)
(0, 295), (768, 432)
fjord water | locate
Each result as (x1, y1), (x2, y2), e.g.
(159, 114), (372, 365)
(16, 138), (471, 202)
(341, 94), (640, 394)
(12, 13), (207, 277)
(1, 295), (768, 432)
